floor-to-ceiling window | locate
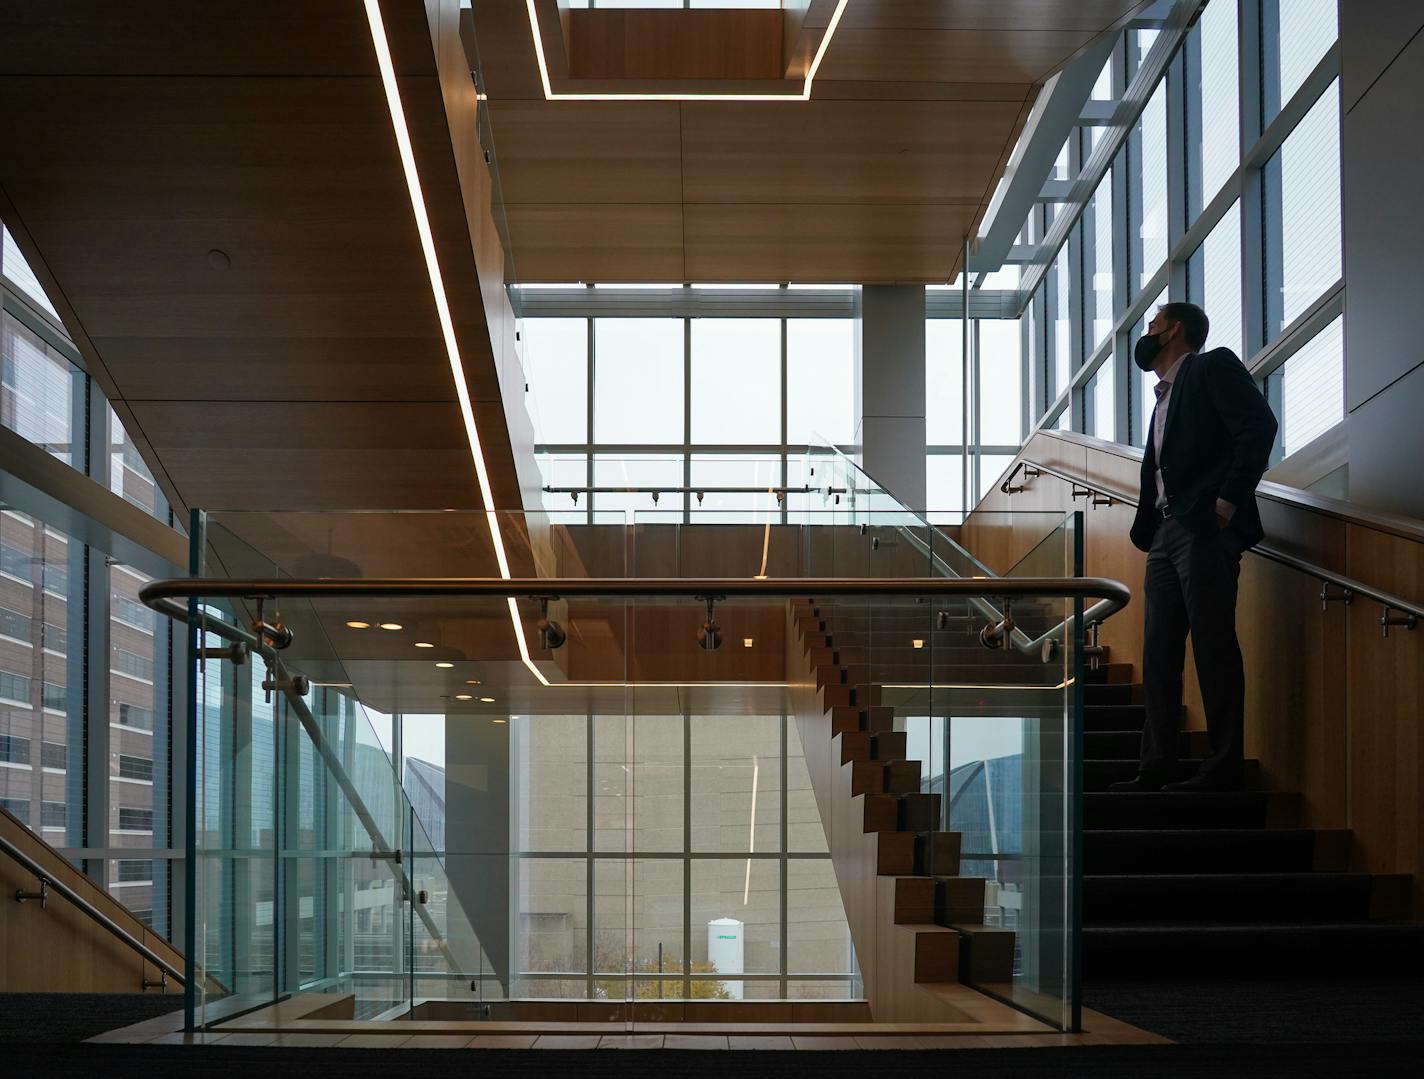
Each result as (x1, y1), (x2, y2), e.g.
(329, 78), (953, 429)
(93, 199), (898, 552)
(1014, 0), (1343, 480)
(1, 223), (184, 942)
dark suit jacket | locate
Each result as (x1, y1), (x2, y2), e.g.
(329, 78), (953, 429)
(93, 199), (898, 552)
(1131, 348), (1279, 553)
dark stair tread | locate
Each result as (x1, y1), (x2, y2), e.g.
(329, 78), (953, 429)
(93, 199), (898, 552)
(1083, 827), (1325, 874)
(1084, 791), (1288, 829)
(1083, 921), (1424, 977)
(1086, 920), (1424, 933)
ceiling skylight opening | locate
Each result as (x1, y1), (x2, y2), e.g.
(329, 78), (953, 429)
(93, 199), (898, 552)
(521, 0), (850, 102)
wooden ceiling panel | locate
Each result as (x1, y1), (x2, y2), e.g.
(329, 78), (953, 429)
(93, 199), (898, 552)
(474, 0), (1120, 282)
(683, 203), (976, 284)
(818, 28), (1097, 84)
(0, 0), (429, 77)
(804, 0), (1148, 33)
(486, 101), (683, 204)
(129, 402), (486, 512)
(84, 336), (455, 404)
(680, 98), (1028, 205)
(470, 0), (551, 100)
(501, 204), (685, 283)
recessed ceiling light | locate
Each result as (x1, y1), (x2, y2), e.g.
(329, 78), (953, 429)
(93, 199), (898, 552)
(455, 694), (473, 701)
(492, 717), (507, 725)
(464, 679), (482, 686)
(379, 622), (403, 631)
(479, 696), (496, 704)
(346, 620), (371, 629)
(415, 641), (434, 649)
(435, 661), (454, 669)
(743, 638), (754, 648)
(912, 639), (926, 649)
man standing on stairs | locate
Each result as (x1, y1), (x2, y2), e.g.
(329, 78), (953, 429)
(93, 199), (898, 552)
(1110, 303), (1278, 794)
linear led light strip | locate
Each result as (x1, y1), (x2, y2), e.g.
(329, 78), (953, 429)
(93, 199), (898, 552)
(523, 0), (851, 101)
(364, 0), (552, 689)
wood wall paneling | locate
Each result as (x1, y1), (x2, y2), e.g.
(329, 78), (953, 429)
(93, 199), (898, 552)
(968, 431), (1424, 919)
(678, 99), (1026, 205)
(1, 808), (185, 993)
(817, 28), (1097, 85)
(567, 10), (785, 82)
(683, 203), (973, 284)
(802, 0), (1150, 34)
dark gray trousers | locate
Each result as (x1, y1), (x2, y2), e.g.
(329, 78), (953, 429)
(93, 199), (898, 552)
(1140, 516), (1246, 781)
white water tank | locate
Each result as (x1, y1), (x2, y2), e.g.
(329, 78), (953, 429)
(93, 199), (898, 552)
(706, 918), (745, 999)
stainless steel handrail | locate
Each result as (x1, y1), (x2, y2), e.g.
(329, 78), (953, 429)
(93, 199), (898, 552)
(1000, 458), (1424, 628)
(0, 829), (185, 987)
(808, 443), (1127, 656)
(141, 576), (1131, 606)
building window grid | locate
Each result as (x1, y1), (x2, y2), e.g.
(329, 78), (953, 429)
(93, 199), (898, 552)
(505, 709), (853, 999)
(0, 268), (179, 939)
(1022, 0), (1343, 467)
(531, 304), (1024, 525)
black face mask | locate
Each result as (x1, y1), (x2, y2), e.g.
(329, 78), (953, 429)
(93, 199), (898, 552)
(1134, 331), (1165, 371)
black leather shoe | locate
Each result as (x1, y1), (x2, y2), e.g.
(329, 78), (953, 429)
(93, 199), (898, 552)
(1162, 770), (1243, 793)
(1108, 774), (1166, 793)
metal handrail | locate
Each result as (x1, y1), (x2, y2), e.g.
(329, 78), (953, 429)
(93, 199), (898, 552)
(141, 576), (1131, 606)
(807, 442), (1127, 657)
(999, 458), (1423, 630)
(0, 829), (185, 987)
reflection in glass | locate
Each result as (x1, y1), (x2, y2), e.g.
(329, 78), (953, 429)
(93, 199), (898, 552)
(691, 318), (780, 444)
(925, 319), (964, 445)
(1189, 201), (1243, 360)
(979, 319), (1023, 447)
(1187, 0), (1239, 221)
(522, 317), (588, 444)
(594, 318), (683, 444)
(1267, 315), (1343, 459)
(1265, 82), (1341, 340)
(787, 319), (855, 445)
(1, 312), (76, 465)
(1132, 80), (1169, 289)
(1263, 0), (1337, 122)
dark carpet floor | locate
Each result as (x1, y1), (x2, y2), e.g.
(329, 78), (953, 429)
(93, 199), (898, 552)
(5, 984), (1424, 1077)
(10, 1042), (1424, 1079)
(1084, 976), (1424, 1044)
(0, 992), (181, 1044)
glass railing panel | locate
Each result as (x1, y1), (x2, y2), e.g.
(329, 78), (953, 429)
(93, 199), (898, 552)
(191, 605), (280, 1027)
(167, 508), (1097, 1033)
(933, 511), (1082, 1031)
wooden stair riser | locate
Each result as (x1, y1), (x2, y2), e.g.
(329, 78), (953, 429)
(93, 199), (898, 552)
(876, 832), (917, 875)
(912, 929), (960, 983)
(893, 877), (937, 924)
(827, 705), (895, 737)
(935, 877), (988, 925)
(950, 923), (1016, 985)
(820, 682), (882, 709)
(839, 730), (908, 765)
(850, 758), (921, 797)
(915, 829), (961, 875)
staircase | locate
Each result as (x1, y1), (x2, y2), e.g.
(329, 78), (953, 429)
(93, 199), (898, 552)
(789, 595), (1424, 1009)
(787, 597), (1019, 1022)
(1080, 671), (1424, 978)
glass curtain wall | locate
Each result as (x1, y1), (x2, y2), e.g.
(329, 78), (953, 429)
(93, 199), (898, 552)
(526, 307), (863, 524)
(524, 301), (1024, 529)
(505, 711), (853, 1000)
(1, 234), (184, 940)
(1019, 0), (1343, 470)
